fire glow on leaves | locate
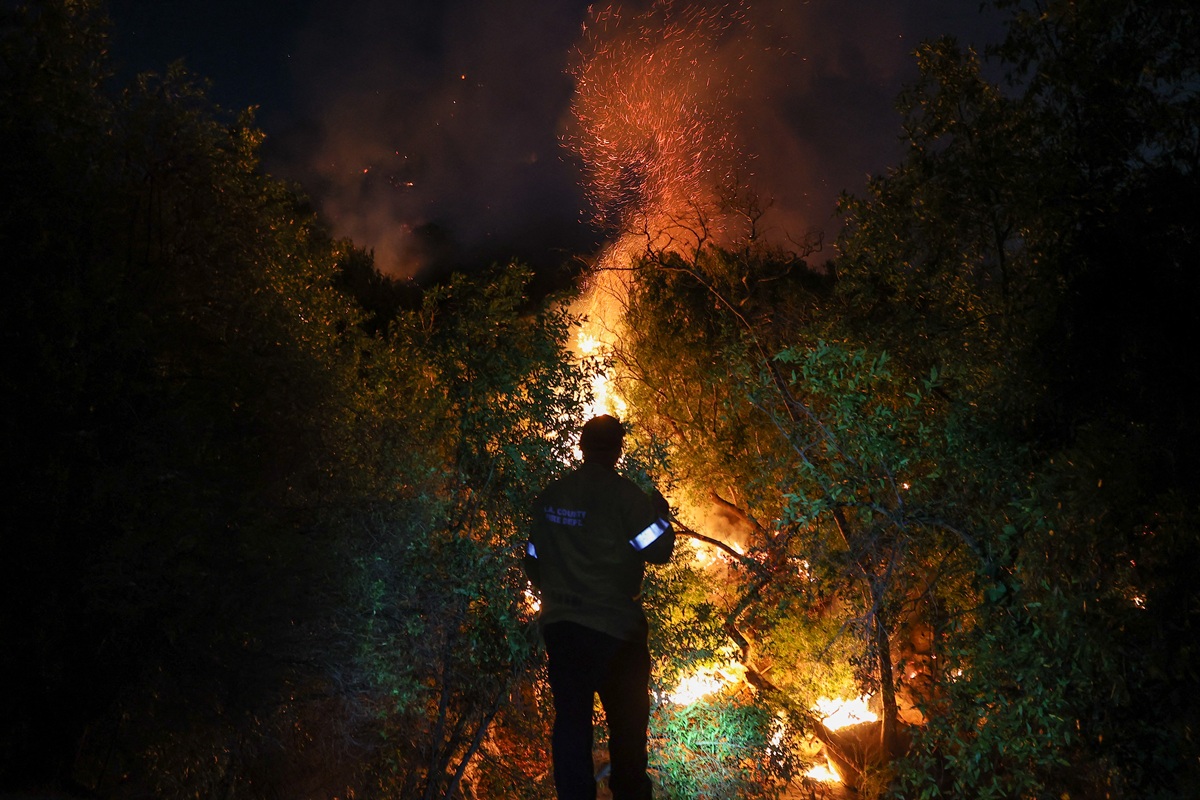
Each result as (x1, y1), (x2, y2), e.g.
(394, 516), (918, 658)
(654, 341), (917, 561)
(562, 1), (870, 788)
(663, 660), (877, 785)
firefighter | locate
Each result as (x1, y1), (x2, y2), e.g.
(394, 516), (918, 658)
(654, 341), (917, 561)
(524, 414), (674, 800)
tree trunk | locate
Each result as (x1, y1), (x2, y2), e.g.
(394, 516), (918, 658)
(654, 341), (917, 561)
(874, 603), (899, 758)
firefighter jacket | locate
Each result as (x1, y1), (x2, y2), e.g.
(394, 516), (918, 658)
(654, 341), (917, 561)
(523, 461), (674, 642)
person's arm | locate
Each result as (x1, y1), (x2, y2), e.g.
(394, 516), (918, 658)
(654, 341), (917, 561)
(630, 490), (675, 564)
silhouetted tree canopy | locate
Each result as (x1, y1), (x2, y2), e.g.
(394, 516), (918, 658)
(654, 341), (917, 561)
(3, 1), (1198, 799)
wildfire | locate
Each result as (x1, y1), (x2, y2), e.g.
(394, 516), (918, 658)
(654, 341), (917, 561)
(664, 661), (747, 706)
(804, 695), (878, 783)
(569, 264), (864, 785)
(563, 8), (861, 786)
(812, 695), (878, 731)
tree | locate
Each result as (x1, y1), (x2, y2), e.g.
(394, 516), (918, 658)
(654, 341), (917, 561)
(833, 1), (1200, 796)
(3, 3), (373, 793)
(3, 5), (598, 797)
(345, 264), (592, 799)
(604, 6), (1200, 796)
(607, 242), (999, 792)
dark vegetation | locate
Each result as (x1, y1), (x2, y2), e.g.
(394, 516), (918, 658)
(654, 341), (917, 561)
(2, 1), (1198, 798)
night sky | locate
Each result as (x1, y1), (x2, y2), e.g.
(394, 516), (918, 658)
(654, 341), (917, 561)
(107, 0), (1005, 279)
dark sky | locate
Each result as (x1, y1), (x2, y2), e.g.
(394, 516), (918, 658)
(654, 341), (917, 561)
(107, 0), (1005, 278)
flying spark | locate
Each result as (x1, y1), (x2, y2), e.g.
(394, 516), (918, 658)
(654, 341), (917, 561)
(565, 1), (753, 252)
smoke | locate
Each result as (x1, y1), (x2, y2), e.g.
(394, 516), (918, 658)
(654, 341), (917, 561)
(565, 0), (1007, 259)
(275, 0), (594, 278)
(732, 1), (1005, 253)
(268, 0), (1002, 278)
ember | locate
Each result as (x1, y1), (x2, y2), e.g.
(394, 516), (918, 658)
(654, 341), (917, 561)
(565, 1), (753, 252)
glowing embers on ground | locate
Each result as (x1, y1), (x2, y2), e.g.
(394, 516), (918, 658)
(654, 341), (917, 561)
(662, 660), (877, 786)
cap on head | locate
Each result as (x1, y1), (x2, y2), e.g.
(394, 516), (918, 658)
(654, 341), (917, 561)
(580, 414), (624, 458)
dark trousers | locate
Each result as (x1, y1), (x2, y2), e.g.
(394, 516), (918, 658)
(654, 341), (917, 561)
(542, 621), (653, 800)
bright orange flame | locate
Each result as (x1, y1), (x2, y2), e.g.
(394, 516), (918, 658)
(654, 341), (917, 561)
(523, 585), (541, 614)
(573, 329), (626, 423)
(569, 267), (631, 425)
(805, 763), (842, 783)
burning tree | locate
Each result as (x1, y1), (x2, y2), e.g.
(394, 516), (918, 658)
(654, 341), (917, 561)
(573, 1), (1200, 798)
(559, 1), (956, 792)
(610, 243), (997, 793)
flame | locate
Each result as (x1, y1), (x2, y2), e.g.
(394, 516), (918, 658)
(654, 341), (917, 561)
(805, 762), (843, 783)
(665, 661), (747, 706)
(523, 585), (541, 614)
(576, 332), (603, 355)
(574, 327), (626, 423)
(812, 694), (878, 731)
(570, 267), (632, 425)
(587, 369), (626, 421)
(692, 541), (719, 567)
(803, 695), (878, 783)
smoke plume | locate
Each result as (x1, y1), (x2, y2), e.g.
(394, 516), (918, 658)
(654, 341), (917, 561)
(270, 0), (1002, 277)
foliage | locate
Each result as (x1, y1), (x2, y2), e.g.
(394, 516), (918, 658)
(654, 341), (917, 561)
(832, 1), (1200, 797)
(609, 5), (1199, 798)
(2, 2), (376, 794)
(651, 692), (793, 800)
(642, 539), (729, 693)
(613, 240), (1001, 767)
(1, 3), (587, 798)
(346, 265), (590, 799)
